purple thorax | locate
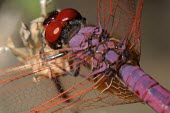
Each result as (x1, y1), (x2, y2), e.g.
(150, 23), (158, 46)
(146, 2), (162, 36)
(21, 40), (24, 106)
(69, 26), (102, 50)
(69, 26), (122, 73)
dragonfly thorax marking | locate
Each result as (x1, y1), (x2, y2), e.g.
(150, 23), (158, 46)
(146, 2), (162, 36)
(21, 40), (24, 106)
(69, 26), (130, 76)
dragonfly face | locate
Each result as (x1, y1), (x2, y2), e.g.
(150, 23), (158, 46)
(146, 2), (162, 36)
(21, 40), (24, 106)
(43, 8), (86, 50)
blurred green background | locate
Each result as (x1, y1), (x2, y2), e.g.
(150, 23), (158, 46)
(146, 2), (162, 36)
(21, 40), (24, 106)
(0, 0), (169, 113)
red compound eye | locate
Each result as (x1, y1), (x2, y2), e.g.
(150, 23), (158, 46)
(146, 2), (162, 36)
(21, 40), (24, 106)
(45, 22), (62, 48)
(43, 8), (83, 49)
(43, 10), (59, 28)
(57, 8), (82, 22)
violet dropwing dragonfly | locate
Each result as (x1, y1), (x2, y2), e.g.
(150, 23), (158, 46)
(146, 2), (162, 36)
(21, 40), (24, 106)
(0, 0), (170, 113)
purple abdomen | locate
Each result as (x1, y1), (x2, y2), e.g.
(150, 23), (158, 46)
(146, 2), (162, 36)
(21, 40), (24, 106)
(120, 65), (170, 113)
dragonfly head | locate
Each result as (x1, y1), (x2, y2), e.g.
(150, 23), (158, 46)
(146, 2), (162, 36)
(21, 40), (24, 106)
(43, 8), (86, 49)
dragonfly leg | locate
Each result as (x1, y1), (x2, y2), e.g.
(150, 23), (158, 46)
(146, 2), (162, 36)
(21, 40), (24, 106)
(71, 58), (86, 77)
(73, 63), (80, 77)
(69, 58), (81, 77)
(51, 77), (71, 103)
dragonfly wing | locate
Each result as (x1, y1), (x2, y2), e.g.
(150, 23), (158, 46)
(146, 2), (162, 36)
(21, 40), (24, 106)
(0, 48), (79, 113)
(31, 69), (141, 113)
(71, 73), (141, 111)
(0, 46), (141, 113)
(98, 0), (143, 58)
(26, 51), (140, 112)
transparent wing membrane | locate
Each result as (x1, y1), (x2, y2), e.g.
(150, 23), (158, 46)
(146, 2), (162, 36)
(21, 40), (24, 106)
(98, 0), (143, 56)
(0, 47), (140, 113)
(98, 0), (137, 36)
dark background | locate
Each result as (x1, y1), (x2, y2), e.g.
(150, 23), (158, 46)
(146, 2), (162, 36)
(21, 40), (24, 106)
(0, 0), (169, 113)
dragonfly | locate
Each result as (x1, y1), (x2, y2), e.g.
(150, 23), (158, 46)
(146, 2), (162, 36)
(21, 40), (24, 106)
(0, 0), (170, 113)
